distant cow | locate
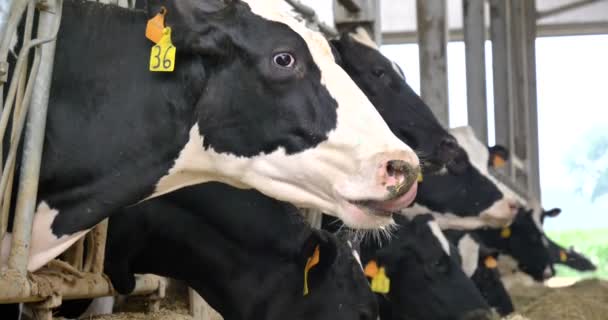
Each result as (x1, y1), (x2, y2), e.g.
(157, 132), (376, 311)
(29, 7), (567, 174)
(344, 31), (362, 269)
(404, 126), (519, 230)
(324, 214), (493, 320)
(1, 0), (420, 271)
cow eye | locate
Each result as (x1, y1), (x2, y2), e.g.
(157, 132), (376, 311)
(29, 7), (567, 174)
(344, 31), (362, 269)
(273, 52), (295, 68)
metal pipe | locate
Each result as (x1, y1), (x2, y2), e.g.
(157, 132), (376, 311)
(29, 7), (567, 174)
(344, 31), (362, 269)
(0, 272), (164, 303)
(416, 0), (450, 127)
(90, 219), (109, 274)
(337, 0), (361, 13)
(463, 0), (488, 142)
(536, 0), (605, 19)
(8, 0), (63, 273)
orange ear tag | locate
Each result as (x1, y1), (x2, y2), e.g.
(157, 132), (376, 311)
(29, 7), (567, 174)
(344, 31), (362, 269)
(303, 245), (320, 296)
(492, 155), (506, 168)
(560, 250), (568, 262)
(484, 256), (498, 269)
(364, 260), (379, 278)
(146, 7), (167, 44)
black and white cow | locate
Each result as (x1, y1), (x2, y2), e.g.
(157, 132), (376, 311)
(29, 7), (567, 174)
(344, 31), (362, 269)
(457, 207), (554, 282)
(404, 126), (519, 230)
(330, 28), (461, 174)
(1, 0), (421, 272)
(324, 214), (493, 320)
(109, 183), (377, 320)
(539, 207), (596, 272)
(329, 32), (518, 230)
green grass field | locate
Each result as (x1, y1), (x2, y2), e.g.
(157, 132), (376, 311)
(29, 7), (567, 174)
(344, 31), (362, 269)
(547, 228), (608, 279)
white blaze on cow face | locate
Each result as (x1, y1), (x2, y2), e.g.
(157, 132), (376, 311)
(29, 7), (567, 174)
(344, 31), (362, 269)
(427, 220), (451, 256)
(152, 3), (420, 229)
(22, 202), (89, 271)
(458, 234), (480, 278)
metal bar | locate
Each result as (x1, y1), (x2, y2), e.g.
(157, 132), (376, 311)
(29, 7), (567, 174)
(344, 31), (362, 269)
(463, 0), (488, 142)
(337, 0), (361, 13)
(510, 0), (528, 170)
(8, 0), (63, 273)
(416, 0), (449, 127)
(525, 0), (542, 200)
(0, 272), (164, 303)
(536, 0), (605, 19)
(489, 0), (512, 173)
(90, 219), (109, 274)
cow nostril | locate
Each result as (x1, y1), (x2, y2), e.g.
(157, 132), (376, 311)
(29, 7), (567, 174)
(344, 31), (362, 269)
(440, 136), (458, 149)
(386, 160), (407, 177)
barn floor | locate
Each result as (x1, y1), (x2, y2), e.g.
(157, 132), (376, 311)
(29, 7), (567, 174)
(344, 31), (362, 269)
(51, 278), (608, 320)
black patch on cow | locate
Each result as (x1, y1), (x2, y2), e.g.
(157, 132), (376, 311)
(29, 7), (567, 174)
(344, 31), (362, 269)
(104, 182), (377, 320)
(331, 34), (460, 174)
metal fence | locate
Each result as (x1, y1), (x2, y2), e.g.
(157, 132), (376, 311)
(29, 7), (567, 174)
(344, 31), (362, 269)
(0, 1), (164, 318)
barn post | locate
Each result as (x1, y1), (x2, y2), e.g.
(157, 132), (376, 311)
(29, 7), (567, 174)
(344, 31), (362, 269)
(463, 0), (488, 142)
(416, 0), (449, 127)
(488, 0), (513, 177)
(524, 0), (541, 201)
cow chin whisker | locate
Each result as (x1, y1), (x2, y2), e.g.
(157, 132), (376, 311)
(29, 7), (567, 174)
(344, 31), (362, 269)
(350, 221), (397, 247)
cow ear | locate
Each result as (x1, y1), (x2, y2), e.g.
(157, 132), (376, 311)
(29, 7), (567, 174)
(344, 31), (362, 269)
(144, 0), (236, 56)
(300, 231), (338, 295)
(488, 145), (510, 168)
(543, 208), (561, 218)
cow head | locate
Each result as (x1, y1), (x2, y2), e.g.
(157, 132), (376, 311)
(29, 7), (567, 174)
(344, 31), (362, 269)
(471, 245), (514, 316)
(330, 27), (461, 174)
(540, 207), (597, 272)
(363, 215), (492, 320)
(144, 0), (420, 229)
(479, 208), (554, 281)
(292, 231), (378, 320)
(406, 127), (518, 229)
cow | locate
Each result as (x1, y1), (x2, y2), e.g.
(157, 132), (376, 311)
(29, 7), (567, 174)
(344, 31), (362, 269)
(329, 27), (461, 174)
(328, 31), (518, 230)
(539, 207), (596, 272)
(403, 126), (519, 230)
(1, 0), (420, 272)
(323, 214), (493, 320)
(444, 231), (514, 316)
(48, 182), (377, 320)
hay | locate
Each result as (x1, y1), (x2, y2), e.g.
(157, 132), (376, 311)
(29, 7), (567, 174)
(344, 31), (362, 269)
(507, 278), (608, 320)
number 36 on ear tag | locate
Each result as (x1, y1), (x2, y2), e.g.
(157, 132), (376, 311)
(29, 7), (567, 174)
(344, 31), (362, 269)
(150, 27), (176, 72)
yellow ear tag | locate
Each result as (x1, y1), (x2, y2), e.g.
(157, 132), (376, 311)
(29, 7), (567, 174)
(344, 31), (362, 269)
(560, 250), (568, 262)
(370, 267), (390, 294)
(500, 227), (511, 239)
(484, 256), (498, 269)
(417, 172), (423, 183)
(364, 260), (379, 278)
(146, 7), (167, 44)
(492, 155), (506, 168)
(149, 27), (176, 72)
(303, 245), (320, 296)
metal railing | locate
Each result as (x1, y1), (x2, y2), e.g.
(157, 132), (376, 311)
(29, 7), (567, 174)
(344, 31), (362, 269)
(0, 1), (164, 318)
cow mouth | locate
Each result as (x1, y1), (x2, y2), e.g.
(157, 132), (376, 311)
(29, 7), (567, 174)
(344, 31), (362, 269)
(349, 182), (418, 218)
